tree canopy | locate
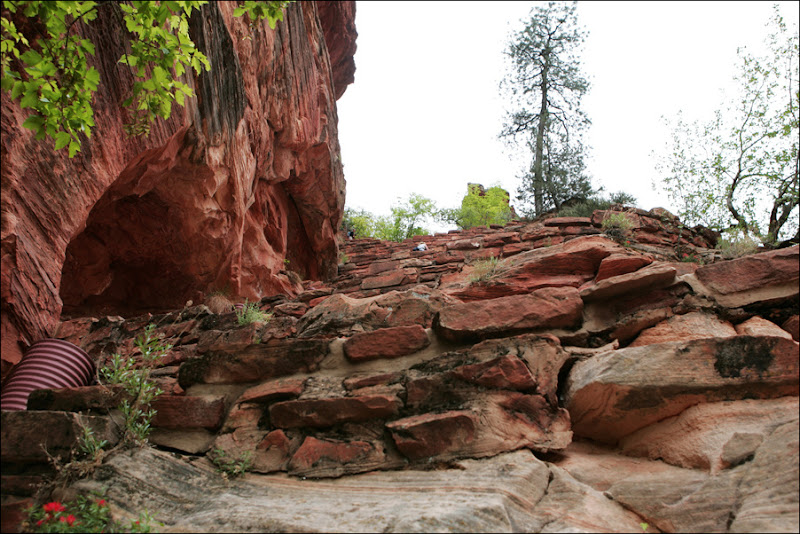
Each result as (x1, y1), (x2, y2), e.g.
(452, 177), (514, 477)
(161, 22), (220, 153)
(654, 6), (798, 247)
(342, 193), (439, 243)
(1, 0), (290, 157)
(500, 1), (593, 218)
(439, 183), (515, 229)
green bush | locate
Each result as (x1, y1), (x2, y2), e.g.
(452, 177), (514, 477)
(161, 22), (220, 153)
(600, 212), (635, 245)
(211, 448), (253, 478)
(236, 300), (273, 326)
(716, 233), (761, 259)
(468, 256), (501, 284)
(99, 324), (169, 445)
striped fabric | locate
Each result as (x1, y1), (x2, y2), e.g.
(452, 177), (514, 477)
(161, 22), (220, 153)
(0, 339), (95, 411)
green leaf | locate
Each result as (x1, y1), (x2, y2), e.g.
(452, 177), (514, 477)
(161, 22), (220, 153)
(19, 89), (39, 108)
(152, 65), (166, 84)
(84, 67), (100, 90)
(68, 139), (80, 158)
(19, 49), (42, 66)
(54, 131), (71, 150)
(80, 39), (95, 55)
(10, 80), (24, 99)
(22, 114), (44, 133)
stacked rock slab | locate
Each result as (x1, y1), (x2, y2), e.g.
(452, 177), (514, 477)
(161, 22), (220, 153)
(2, 212), (798, 533)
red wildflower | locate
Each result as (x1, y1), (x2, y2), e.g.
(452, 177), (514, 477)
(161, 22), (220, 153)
(60, 514), (77, 526)
(97, 499), (107, 507)
(36, 519), (45, 526)
(43, 502), (66, 513)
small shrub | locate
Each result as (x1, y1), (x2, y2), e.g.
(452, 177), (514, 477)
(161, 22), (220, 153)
(716, 233), (761, 259)
(99, 325), (169, 445)
(23, 492), (161, 533)
(236, 300), (273, 326)
(211, 448), (253, 478)
(339, 252), (349, 264)
(557, 198), (611, 218)
(679, 252), (704, 264)
(601, 212), (634, 244)
(468, 256), (501, 284)
(76, 421), (109, 461)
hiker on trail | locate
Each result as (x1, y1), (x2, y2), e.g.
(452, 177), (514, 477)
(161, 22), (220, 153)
(412, 242), (428, 251)
(347, 229), (354, 240)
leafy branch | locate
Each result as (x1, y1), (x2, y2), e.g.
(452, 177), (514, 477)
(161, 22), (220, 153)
(1, 0), (293, 156)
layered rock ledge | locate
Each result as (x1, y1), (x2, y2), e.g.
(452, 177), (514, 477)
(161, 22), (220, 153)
(2, 211), (797, 532)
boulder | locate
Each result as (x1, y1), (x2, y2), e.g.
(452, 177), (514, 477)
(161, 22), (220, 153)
(618, 397), (799, 472)
(628, 310), (737, 347)
(735, 316), (794, 339)
(685, 245), (799, 307)
(565, 336), (800, 443)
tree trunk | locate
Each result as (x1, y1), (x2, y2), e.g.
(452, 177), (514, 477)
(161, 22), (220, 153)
(532, 49), (550, 217)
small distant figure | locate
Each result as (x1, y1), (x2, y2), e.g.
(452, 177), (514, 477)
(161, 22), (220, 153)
(347, 229), (354, 240)
(412, 242), (428, 252)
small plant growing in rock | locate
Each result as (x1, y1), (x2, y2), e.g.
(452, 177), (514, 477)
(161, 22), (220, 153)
(23, 491), (161, 533)
(76, 421), (109, 461)
(679, 252), (703, 264)
(601, 212), (634, 244)
(236, 300), (273, 326)
(100, 324), (169, 445)
(339, 252), (349, 264)
(210, 448), (253, 478)
(468, 256), (501, 284)
(716, 233), (761, 259)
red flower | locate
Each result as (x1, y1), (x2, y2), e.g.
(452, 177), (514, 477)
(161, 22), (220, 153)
(43, 502), (66, 513)
(97, 499), (107, 507)
(60, 514), (77, 526)
(36, 519), (45, 526)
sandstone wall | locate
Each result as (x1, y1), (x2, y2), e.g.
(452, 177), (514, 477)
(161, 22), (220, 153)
(0, 2), (357, 375)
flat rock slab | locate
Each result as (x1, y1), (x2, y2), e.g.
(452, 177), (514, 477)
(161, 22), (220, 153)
(71, 447), (650, 533)
(686, 245), (799, 307)
(580, 263), (677, 301)
(269, 394), (402, 428)
(343, 325), (430, 362)
(564, 336), (799, 443)
(1, 411), (119, 464)
(435, 286), (583, 342)
(178, 338), (329, 387)
(628, 310), (737, 347)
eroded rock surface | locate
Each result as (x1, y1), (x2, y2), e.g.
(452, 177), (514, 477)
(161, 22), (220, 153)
(1, 1), (357, 374)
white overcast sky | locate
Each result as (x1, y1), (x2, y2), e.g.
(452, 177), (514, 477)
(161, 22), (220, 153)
(336, 1), (799, 232)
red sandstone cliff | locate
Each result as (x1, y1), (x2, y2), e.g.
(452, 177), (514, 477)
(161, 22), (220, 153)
(0, 1), (357, 376)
